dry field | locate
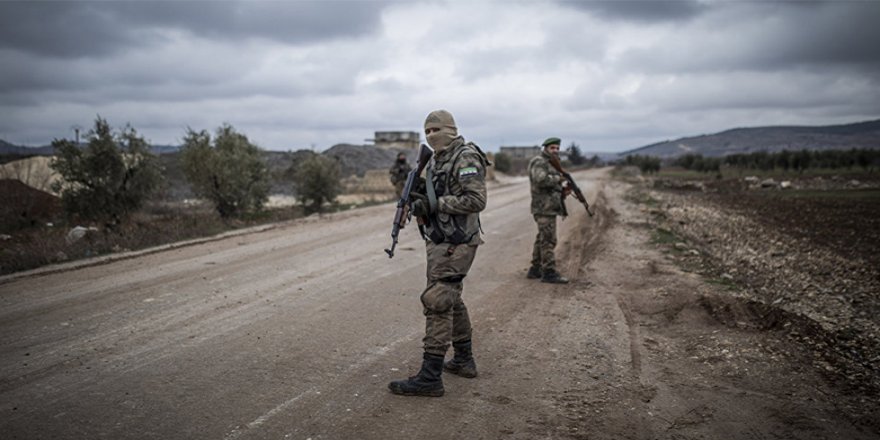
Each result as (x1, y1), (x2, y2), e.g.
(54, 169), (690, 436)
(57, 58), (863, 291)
(629, 170), (880, 401)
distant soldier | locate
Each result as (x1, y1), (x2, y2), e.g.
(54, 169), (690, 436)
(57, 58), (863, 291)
(388, 109), (490, 397)
(389, 152), (412, 198)
(527, 137), (570, 284)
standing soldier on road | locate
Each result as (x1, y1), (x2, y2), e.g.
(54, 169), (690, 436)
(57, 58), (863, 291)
(526, 137), (570, 284)
(389, 152), (412, 198)
(388, 109), (490, 397)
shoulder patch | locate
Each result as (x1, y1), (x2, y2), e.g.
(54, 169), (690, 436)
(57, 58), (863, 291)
(458, 166), (480, 178)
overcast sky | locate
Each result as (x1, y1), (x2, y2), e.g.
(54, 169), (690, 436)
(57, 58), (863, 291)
(1, 0), (879, 152)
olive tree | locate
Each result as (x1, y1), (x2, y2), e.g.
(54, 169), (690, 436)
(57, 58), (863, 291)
(180, 124), (269, 218)
(493, 152), (512, 173)
(566, 142), (586, 166)
(50, 117), (162, 226)
(292, 154), (341, 214)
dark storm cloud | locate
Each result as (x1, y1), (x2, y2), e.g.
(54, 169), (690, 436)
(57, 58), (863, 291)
(0, 2), (137, 58)
(559, 0), (708, 22)
(0, 0), (386, 58)
(768, 2), (880, 68)
(116, 1), (386, 45)
(2, 1), (878, 151)
(616, 2), (880, 75)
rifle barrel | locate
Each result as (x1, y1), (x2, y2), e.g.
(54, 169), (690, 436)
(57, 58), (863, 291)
(384, 143), (434, 257)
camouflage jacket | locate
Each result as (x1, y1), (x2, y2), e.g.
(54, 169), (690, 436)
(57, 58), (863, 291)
(528, 151), (566, 217)
(422, 137), (489, 245)
(389, 160), (411, 184)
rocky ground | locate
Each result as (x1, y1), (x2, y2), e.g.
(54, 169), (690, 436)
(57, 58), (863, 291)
(625, 169), (880, 408)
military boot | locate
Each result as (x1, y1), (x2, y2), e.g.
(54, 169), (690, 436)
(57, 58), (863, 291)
(388, 352), (445, 397)
(526, 266), (542, 279)
(541, 270), (569, 284)
(443, 340), (478, 378)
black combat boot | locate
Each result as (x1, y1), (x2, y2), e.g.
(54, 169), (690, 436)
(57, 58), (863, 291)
(541, 270), (569, 284)
(526, 266), (542, 279)
(444, 340), (478, 378)
(388, 352), (445, 397)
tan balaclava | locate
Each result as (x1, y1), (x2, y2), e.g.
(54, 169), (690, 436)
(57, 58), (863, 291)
(424, 109), (458, 152)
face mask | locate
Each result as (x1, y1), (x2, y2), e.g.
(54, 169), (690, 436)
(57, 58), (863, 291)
(424, 109), (458, 152)
(397, 157), (406, 163)
(426, 127), (457, 151)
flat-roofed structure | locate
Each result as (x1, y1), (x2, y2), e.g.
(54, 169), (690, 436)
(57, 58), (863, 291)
(499, 145), (541, 159)
(368, 131), (420, 150)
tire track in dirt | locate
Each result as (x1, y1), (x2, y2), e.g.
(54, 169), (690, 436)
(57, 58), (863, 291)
(558, 182), (646, 384)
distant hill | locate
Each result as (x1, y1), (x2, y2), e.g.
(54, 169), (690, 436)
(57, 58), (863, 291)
(150, 145), (180, 155)
(0, 140), (53, 156)
(620, 119), (880, 159)
(323, 143), (403, 178)
(0, 140), (180, 157)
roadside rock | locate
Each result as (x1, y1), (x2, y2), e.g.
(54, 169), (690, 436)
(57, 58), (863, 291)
(760, 178), (778, 189)
(66, 226), (98, 245)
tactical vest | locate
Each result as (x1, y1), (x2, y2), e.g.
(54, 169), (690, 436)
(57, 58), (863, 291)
(422, 142), (488, 245)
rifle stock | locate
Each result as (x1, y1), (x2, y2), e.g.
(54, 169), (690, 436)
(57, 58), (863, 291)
(548, 154), (595, 217)
(385, 143), (434, 258)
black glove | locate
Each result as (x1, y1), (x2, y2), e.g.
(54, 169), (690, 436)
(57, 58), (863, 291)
(410, 192), (430, 217)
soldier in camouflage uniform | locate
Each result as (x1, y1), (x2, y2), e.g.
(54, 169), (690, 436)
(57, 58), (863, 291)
(388, 152), (412, 198)
(527, 137), (570, 284)
(388, 109), (490, 397)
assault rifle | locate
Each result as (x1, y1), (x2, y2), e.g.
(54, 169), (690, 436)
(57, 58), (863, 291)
(384, 143), (434, 258)
(549, 154), (595, 217)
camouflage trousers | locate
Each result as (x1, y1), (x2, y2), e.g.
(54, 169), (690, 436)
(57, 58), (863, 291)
(531, 214), (558, 272)
(394, 181), (406, 198)
(420, 241), (478, 356)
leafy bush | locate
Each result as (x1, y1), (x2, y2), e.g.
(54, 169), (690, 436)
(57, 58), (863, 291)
(724, 148), (879, 172)
(493, 152), (512, 173)
(674, 153), (721, 173)
(180, 124), (270, 218)
(566, 142), (586, 166)
(624, 154), (661, 174)
(292, 154), (342, 214)
(50, 117), (162, 227)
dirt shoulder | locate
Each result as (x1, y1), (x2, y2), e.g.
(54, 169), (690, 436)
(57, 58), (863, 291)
(542, 176), (880, 439)
(630, 174), (880, 399)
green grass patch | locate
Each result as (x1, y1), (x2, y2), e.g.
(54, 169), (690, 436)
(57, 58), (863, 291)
(651, 227), (679, 245)
(706, 276), (739, 290)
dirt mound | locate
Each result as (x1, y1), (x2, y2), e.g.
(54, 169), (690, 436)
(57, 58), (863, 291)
(0, 179), (61, 232)
(323, 143), (404, 177)
(0, 155), (59, 193)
